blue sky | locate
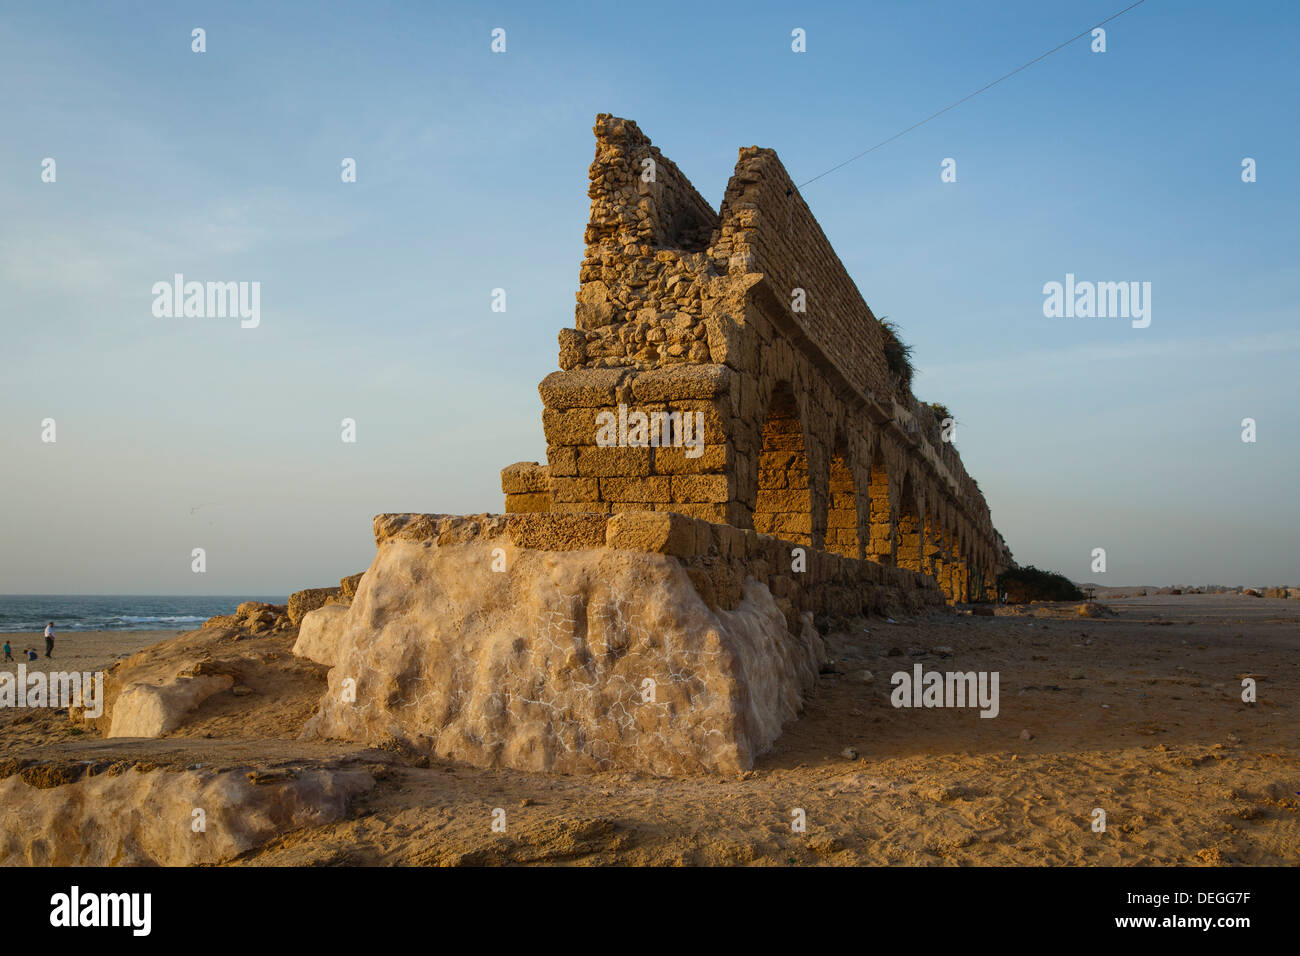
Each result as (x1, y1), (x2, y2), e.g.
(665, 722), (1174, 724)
(1, 0), (1296, 594)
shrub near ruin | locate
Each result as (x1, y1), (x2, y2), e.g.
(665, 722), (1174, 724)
(997, 565), (1084, 603)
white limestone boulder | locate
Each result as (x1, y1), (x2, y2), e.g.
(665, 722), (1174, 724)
(300, 531), (824, 775)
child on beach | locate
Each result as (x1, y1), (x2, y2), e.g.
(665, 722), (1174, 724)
(25, 648), (38, 661)
(2, 640), (12, 662)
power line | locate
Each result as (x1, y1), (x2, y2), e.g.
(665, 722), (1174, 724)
(796, 0), (1150, 189)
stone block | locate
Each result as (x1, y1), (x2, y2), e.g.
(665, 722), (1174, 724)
(549, 476), (601, 503)
(576, 445), (653, 477)
(546, 445), (578, 477)
(505, 513), (607, 550)
(629, 364), (732, 401)
(500, 461), (550, 494)
(505, 492), (551, 513)
(606, 510), (699, 557)
(671, 473), (733, 503)
(543, 408), (605, 447)
(654, 443), (729, 475)
(539, 368), (627, 409)
(600, 476), (672, 503)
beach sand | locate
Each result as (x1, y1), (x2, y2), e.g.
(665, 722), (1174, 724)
(0, 630), (180, 677)
(3, 596), (1297, 865)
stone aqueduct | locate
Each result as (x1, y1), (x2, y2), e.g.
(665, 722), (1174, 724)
(502, 115), (1012, 603)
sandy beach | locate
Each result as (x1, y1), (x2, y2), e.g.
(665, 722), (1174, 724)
(0, 630), (182, 678)
(2, 594), (1296, 865)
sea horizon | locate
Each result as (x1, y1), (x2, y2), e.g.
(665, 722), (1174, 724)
(0, 594), (287, 633)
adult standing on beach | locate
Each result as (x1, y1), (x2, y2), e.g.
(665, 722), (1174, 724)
(44, 621), (54, 658)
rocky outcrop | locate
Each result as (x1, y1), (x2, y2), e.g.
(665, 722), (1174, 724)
(202, 600), (293, 635)
(288, 587), (342, 626)
(0, 766), (372, 865)
(291, 512), (933, 775)
(293, 603), (349, 668)
(200, 579), (366, 636)
(107, 673), (235, 737)
(80, 621), (331, 742)
(339, 572), (366, 601)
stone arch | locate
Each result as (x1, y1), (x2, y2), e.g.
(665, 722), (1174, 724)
(896, 470), (925, 573)
(802, 397), (833, 552)
(753, 381), (812, 546)
(825, 431), (861, 559)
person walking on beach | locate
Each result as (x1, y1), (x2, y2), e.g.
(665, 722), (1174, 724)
(2, 640), (12, 662)
(44, 622), (54, 658)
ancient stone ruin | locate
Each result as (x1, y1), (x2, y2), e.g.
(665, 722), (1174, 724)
(109, 116), (1016, 778)
(503, 115), (1011, 600)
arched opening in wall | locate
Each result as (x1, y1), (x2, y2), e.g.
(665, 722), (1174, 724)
(826, 438), (860, 559)
(896, 474), (924, 573)
(753, 383), (811, 546)
(865, 445), (894, 566)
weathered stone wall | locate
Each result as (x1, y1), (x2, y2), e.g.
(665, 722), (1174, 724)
(536, 363), (742, 525)
(717, 145), (896, 402)
(566, 115), (721, 369)
(506, 115), (1011, 603)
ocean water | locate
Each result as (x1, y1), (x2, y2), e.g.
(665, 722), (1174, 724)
(0, 595), (286, 633)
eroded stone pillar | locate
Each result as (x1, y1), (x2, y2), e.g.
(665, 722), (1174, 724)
(866, 462), (895, 566)
(753, 386), (812, 546)
(923, 514), (942, 585)
(825, 451), (861, 558)
(937, 527), (958, 603)
(954, 552), (970, 602)
(897, 505), (924, 573)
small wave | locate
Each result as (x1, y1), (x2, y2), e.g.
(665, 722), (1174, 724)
(0, 615), (211, 633)
(116, 615), (206, 624)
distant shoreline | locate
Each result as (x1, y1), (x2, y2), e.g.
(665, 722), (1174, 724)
(0, 595), (286, 635)
(1079, 584), (1299, 597)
